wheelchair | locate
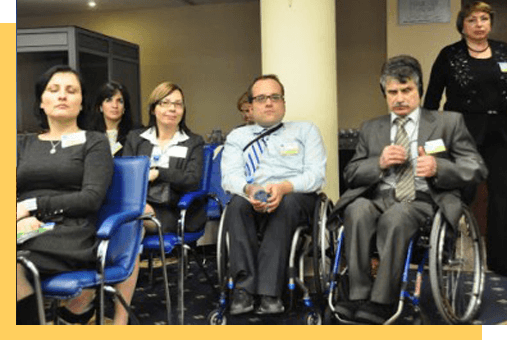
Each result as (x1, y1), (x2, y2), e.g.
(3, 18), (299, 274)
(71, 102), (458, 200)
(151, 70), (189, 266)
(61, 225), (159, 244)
(208, 193), (334, 325)
(324, 203), (485, 325)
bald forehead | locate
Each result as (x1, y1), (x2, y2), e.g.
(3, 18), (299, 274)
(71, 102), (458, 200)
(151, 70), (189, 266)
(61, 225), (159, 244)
(252, 79), (283, 96)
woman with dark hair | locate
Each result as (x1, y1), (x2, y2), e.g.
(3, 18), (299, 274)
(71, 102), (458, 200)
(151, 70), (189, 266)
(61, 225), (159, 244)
(17, 65), (114, 324)
(93, 81), (133, 156)
(424, 1), (507, 276)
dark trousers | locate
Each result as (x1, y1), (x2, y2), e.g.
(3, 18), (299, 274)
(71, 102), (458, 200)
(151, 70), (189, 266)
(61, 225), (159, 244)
(343, 190), (434, 304)
(481, 134), (507, 276)
(226, 193), (317, 297)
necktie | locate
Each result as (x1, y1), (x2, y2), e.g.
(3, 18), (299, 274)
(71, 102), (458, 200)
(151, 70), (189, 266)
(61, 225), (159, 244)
(394, 116), (415, 201)
(245, 129), (268, 183)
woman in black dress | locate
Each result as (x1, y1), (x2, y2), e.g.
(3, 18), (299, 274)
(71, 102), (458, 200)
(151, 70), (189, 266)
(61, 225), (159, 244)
(92, 81), (134, 157)
(17, 65), (114, 324)
(424, 1), (507, 276)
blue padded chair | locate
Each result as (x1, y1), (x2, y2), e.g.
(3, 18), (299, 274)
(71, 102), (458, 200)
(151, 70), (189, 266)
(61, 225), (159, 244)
(17, 156), (154, 325)
(142, 143), (228, 324)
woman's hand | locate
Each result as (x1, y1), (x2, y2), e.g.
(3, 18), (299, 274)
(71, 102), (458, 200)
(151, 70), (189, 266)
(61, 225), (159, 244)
(16, 202), (30, 221)
(149, 169), (160, 182)
(17, 217), (43, 234)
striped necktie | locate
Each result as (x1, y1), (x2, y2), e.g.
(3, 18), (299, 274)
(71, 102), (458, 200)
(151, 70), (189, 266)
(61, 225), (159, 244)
(394, 116), (415, 201)
(245, 129), (268, 183)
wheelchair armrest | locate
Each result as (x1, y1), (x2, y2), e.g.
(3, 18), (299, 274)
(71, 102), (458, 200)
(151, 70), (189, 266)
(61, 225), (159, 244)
(96, 211), (143, 239)
(177, 190), (208, 210)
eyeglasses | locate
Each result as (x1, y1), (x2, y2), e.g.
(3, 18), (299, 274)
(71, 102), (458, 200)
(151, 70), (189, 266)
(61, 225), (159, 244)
(251, 94), (284, 103)
(157, 100), (184, 109)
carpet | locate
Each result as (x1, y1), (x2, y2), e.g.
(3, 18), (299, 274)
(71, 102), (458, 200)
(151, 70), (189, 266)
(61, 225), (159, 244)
(120, 246), (507, 325)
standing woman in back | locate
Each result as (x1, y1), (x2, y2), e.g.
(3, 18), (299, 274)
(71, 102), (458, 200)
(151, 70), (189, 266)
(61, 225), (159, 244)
(93, 81), (134, 157)
(424, 1), (507, 276)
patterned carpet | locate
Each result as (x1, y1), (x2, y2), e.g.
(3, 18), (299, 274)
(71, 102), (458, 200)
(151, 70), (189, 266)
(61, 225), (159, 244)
(111, 246), (507, 325)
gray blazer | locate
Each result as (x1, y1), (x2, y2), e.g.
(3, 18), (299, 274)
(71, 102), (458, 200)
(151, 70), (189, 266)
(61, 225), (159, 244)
(331, 108), (488, 229)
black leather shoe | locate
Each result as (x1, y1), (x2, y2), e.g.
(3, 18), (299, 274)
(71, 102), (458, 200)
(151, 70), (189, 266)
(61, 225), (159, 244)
(230, 288), (254, 315)
(333, 300), (366, 321)
(354, 301), (395, 325)
(255, 295), (284, 315)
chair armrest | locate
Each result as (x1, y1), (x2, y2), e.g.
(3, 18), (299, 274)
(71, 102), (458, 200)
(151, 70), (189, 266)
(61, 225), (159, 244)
(177, 190), (208, 210)
(96, 211), (143, 239)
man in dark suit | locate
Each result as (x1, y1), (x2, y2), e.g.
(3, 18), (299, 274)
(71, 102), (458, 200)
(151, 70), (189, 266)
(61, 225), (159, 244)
(329, 55), (487, 324)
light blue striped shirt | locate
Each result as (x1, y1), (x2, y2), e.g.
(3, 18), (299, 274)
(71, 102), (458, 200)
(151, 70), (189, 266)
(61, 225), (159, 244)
(221, 121), (327, 196)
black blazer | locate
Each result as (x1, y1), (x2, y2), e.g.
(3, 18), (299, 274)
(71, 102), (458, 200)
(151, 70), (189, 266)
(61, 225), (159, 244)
(424, 39), (507, 144)
(123, 127), (205, 205)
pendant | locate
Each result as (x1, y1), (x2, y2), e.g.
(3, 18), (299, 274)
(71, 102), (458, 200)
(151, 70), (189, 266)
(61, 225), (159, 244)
(50, 147), (56, 154)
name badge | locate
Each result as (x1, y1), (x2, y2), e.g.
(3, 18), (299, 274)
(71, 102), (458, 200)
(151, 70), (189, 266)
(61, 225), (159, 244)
(499, 62), (507, 73)
(168, 146), (188, 158)
(280, 142), (299, 156)
(61, 131), (86, 148)
(424, 138), (446, 154)
(111, 142), (123, 155)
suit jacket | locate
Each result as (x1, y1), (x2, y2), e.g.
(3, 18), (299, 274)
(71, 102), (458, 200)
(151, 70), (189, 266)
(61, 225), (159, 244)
(123, 127), (205, 206)
(331, 108), (487, 229)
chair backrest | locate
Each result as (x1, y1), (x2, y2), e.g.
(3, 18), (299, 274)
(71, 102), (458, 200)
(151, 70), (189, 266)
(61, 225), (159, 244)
(206, 144), (231, 220)
(198, 143), (216, 193)
(96, 156), (150, 226)
(96, 156), (150, 266)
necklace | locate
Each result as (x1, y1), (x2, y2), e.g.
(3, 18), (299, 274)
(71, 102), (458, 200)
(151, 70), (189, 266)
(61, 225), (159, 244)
(467, 43), (489, 53)
(49, 140), (61, 154)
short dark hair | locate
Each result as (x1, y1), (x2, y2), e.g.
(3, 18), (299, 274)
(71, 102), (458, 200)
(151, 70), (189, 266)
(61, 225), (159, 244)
(379, 55), (423, 97)
(92, 81), (133, 142)
(147, 81), (191, 135)
(456, 1), (494, 34)
(247, 74), (285, 103)
(34, 65), (89, 130)
(237, 91), (249, 111)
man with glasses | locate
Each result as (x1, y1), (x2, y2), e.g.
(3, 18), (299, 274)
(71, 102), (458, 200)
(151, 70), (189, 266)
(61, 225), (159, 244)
(221, 74), (327, 315)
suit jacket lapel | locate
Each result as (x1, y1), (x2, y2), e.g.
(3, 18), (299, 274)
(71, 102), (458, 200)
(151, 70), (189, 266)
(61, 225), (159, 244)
(418, 108), (437, 147)
(378, 115), (391, 150)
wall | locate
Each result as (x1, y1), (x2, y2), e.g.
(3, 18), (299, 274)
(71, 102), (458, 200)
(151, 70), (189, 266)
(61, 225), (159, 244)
(336, 0), (387, 129)
(387, 0), (462, 106)
(17, 2), (261, 137)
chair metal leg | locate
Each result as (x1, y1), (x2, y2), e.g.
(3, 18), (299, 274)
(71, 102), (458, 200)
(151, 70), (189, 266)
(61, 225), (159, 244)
(189, 246), (218, 294)
(178, 210), (187, 325)
(153, 216), (173, 325)
(17, 253), (46, 325)
(104, 286), (140, 324)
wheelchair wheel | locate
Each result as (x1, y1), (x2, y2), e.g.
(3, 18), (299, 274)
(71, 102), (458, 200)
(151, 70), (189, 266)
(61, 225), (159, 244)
(312, 195), (335, 299)
(304, 310), (322, 325)
(208, 309), (227, 325)
(216, 206), (229, 286)
(429, 208), (485, 324)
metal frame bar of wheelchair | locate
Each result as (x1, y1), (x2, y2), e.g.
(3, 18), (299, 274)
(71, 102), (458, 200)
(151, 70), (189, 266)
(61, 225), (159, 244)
(288, 225), (317, 312)
(327, 226), (429, 325)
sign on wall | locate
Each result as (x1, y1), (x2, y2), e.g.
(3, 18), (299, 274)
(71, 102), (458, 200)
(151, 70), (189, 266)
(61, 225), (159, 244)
(398, 0), (451, 24)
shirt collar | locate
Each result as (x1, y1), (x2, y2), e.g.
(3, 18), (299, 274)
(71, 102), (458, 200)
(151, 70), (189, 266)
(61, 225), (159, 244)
(251, 122), (284, 135)
(390, 106), (420, 125)
(140, 126), (189, 146)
